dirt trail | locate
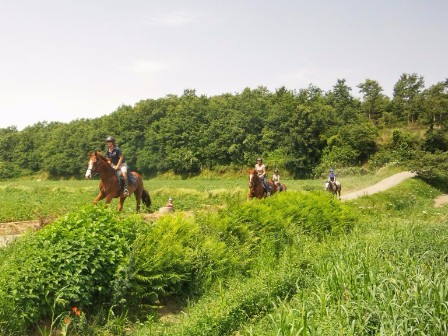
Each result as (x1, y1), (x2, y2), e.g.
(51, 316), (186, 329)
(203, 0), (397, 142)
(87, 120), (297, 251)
(340, 171), (417, 201)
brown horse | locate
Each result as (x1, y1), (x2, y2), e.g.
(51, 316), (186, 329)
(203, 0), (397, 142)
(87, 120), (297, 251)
(325, 181), (341, 200)
(270, 179), (287, 193)
(248, 169), (276, 199)
(85, 151), (151, 212)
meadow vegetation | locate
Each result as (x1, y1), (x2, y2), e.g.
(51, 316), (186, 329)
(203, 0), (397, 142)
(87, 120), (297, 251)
(0, 171), (447, 335)
(0, 165), (400, 222)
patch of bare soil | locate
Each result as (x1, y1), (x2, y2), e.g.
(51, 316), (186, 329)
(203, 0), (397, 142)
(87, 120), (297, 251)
(434, 194), (448, 207)
(0, 220), (43, 247)
(0, 220), (42, 236)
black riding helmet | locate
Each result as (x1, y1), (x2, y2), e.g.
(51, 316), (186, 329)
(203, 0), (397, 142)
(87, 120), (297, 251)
(106, 136), (116, 144)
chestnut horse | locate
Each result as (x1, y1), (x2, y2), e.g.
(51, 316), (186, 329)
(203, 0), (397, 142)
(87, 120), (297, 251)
(325, 181), (341, 200)
(270, 179), (287, 193)
(85, 151), (151, 212)
(248, 169), (276, 199)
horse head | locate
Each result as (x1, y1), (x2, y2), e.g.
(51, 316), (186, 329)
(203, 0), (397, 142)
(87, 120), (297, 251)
(85, 151), (98, 178)
(248, 169), (259, 189)
(85, 151), (111, 178)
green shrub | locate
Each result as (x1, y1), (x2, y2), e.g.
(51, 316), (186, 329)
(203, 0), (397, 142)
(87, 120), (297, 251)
(0, 206), (138, 335)
(226, 191), (355, 242)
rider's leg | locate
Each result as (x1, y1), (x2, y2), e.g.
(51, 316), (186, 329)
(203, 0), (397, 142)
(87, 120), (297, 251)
(121, 165), (129, 196)
(264, 178), (270, 196)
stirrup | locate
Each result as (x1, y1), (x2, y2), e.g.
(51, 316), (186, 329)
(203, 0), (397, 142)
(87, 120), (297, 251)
(124, 188), (129, 196)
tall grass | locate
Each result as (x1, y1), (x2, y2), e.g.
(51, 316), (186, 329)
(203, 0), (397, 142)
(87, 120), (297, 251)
(237, 179), (448, 335)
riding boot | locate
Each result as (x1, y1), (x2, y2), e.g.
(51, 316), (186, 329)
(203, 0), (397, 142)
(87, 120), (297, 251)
(123, 176), (129, 196)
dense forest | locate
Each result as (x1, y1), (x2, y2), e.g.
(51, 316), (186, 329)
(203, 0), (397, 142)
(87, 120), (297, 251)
(1, 73), (447, 180)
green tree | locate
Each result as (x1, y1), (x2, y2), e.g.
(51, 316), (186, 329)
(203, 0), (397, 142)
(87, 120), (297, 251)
(392, 73), (425, 124)
(326, 79), (361, 124)
(420, 81), (448, 129)
(357, 79), (389, 124)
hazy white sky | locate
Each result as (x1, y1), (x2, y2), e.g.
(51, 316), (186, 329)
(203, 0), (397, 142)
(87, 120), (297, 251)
(1, 0), (447, 130)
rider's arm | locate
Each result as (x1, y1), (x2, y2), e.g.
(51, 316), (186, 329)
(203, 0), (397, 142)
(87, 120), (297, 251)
(116, 155), (124, 169)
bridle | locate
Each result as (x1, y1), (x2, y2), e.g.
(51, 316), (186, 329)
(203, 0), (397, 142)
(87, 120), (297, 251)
(85, 155), (99, 178)
(249, 172), (260, 189)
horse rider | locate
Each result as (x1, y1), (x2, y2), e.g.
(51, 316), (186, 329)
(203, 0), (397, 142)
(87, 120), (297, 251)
(272, 169), (283, 191)
(106, 136), (129, 196)
(255, 157), (271, 196)
(328, 168), (337, 189)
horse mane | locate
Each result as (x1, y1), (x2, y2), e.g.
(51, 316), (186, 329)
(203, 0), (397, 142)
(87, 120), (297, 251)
(249, 168), (258, 177)
(95, 151), (114, 171)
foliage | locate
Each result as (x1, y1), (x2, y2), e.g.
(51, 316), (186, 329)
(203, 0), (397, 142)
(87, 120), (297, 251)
(407, 150), (448, 190)
(231, 179), (448, 335)
(0, 187), (357, 334)
(1, 73), (447, 179)
(0, 206), (138, 335)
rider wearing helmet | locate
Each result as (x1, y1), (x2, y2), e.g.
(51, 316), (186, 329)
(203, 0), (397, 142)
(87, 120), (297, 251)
(255, 157), (271, 196)
(106, 136), (129, 196)
(272, 168), (283, 192)
(328, 168), (337, 189)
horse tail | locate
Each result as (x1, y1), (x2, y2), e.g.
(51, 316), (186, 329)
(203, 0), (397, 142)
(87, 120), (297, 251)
(142, 189), (151, 209)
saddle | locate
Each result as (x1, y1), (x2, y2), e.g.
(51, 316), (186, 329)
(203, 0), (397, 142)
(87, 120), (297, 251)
(115, 171), (136, 190)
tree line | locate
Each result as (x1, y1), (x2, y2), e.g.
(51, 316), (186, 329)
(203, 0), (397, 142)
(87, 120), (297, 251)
(0, 73), (447, 180)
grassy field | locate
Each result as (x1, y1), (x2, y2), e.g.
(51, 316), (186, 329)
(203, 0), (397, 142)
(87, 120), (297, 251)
(1, 166), (446, 335)
(0, 165), (403, 223)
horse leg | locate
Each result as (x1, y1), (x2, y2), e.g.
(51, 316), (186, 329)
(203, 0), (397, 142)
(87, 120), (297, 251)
(93, 192), (106, 206)
(117, 197), (125, 211)
(135, 192), (142, 213)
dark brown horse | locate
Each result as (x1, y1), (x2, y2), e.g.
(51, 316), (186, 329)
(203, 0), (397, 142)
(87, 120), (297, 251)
(270, 179), (287, 193)
(85, 151), (151, 212)
(248, 169), (276, 199)
(325, 181), (341, 200)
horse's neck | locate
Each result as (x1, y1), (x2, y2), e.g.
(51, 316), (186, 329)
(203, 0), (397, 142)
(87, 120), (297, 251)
(98, 160), (116, 180)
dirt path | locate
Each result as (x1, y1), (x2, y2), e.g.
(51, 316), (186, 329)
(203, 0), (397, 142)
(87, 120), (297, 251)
(434, 194), (448, 207)
(340, 171), (417, 201)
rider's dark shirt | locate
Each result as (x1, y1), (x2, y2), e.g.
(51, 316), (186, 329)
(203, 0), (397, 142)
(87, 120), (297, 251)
(106, 146), (126, 165)
(329, 172), (336, 181)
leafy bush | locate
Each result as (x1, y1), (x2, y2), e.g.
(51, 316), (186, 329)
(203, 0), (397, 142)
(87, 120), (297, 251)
(0, 206), (138, 335)
(0, 190), (357, 335)
(225, 191), (355, 242)
(407, 150), (448, 190)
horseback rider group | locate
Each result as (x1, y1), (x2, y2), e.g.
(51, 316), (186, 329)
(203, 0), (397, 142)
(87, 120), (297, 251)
(99, 140), (336, 202)
(254, 158), (284, 195)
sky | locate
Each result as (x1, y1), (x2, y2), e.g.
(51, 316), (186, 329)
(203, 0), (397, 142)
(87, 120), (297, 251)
(1, 0), (447, 130)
